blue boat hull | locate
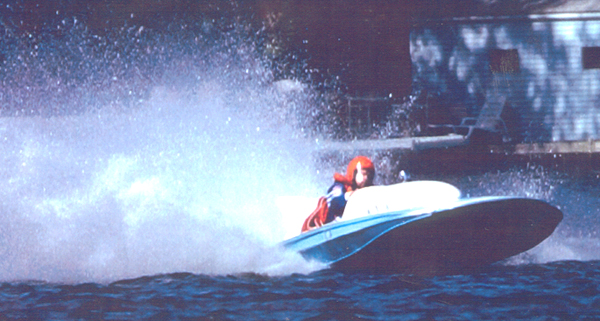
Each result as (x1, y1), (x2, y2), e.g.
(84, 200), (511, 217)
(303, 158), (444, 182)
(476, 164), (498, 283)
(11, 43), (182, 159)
(282, 197), (563, 275)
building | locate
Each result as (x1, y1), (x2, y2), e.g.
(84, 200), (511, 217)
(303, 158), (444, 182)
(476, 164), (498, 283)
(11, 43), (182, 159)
(411, 1), (600, 144)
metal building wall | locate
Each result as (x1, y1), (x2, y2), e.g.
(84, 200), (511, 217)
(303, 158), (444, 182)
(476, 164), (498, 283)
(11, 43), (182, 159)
(410, 14), (600, 143)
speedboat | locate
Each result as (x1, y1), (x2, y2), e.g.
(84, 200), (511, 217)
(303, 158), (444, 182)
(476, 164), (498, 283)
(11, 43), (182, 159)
(281, 181), (563, 275)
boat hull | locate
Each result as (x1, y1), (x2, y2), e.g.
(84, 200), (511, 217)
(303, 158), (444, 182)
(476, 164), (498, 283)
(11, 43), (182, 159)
(283, 197), (563, 275)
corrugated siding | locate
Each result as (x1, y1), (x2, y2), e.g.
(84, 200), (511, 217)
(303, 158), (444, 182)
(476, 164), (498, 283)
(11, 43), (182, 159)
(411, 17), (600, 142)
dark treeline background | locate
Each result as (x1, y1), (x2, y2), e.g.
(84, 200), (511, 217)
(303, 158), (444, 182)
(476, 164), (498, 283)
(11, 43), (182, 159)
(0, 0), (573, 98)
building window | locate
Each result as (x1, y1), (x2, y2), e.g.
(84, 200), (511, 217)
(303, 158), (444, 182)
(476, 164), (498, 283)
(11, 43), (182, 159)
(489, 49), (520, 73)
(583, 47), (600, 69)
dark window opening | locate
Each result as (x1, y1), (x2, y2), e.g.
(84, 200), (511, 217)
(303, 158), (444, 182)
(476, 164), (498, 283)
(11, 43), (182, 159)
(583, 47), (600, 69)
(489, 49), (520, 73)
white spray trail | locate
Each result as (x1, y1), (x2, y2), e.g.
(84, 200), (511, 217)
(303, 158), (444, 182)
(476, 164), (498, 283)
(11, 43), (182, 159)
(0, 84), (327, 283)
(0, 19), (332, 283)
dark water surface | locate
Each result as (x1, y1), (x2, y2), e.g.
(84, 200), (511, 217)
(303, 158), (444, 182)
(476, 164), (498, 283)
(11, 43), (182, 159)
(2, 261), (599, 320)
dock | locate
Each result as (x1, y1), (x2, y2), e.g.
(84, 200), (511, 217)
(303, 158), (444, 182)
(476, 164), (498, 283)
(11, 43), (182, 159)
(318, 134), (600, 155)
(317, 134), (467, 152)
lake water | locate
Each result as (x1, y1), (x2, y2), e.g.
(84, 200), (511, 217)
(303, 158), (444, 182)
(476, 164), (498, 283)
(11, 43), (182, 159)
(2, 261), (599, 320)
(1, 171), (598, 320)
(1, 5), (599, 320)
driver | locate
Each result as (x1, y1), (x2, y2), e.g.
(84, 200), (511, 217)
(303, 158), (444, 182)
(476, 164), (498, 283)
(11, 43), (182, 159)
(301, 156), (375, 232)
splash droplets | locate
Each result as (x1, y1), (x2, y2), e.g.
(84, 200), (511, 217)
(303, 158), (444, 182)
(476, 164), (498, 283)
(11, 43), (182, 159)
(0, 15), (325, 283)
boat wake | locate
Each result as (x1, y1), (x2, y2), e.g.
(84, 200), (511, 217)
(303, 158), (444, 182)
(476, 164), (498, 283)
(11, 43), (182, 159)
(0, 17), (329, 284)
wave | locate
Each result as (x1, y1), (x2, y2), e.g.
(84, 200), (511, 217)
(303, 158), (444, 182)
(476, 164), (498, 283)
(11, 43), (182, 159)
(0, 15), (329, 283)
